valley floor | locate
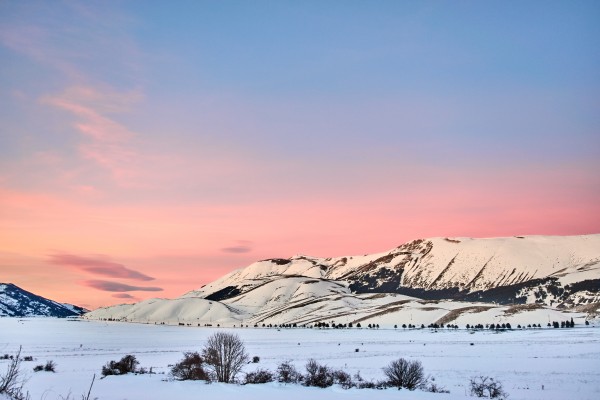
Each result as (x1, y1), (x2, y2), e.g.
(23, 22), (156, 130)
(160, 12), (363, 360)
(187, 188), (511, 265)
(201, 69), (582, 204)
(0, 318), (599, 400)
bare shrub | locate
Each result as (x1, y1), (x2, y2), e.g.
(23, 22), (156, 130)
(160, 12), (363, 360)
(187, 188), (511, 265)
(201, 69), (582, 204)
(0, 346), (30, 400)
(33, 361), (56, 373)
(101, 355), (139, 376)
(44, 361), (56, 372)
(304, 359), (334, 388)
(426, 380), (449, 393)
(356, 379), (387, 389)
(58, 374), (97, 400)
(170, 352), (209, 381)
(202, 332), (248, 383)
(276, 360), (301, 384)
(383, 358), (425, 390)
(82, 374), (96, 400)
(332, 369), (353, 388)
(244, 369), (273, 384)
(469, 376), (508, 398)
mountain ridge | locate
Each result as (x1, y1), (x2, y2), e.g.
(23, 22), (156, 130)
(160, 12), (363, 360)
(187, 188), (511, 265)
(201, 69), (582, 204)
(85, 234), (600, 326)
(0, 283), (87, 317)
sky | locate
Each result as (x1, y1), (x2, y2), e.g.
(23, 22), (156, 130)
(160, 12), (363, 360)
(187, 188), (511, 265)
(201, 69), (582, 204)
(1, 0), (599, 310)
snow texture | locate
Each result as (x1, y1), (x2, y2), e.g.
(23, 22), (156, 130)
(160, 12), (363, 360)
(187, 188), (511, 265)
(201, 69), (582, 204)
(0, 318), (598, 400)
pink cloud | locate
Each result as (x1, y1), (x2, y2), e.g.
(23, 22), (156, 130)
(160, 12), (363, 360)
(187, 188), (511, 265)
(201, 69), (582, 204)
(112, 293), (137, 299)
(49, 253), (154, 281)
(221, 240), (253, 254)
(41, 86), (143, 187)
(83, 280), (163, 292)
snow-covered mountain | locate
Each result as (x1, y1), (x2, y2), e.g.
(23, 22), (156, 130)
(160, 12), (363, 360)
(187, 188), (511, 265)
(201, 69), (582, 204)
(0, 283), (87, 317)
(85, 235), (600, 326)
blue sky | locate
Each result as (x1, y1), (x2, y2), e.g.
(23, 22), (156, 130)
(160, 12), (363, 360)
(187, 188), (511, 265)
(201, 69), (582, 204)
(0, 0), (598, 308)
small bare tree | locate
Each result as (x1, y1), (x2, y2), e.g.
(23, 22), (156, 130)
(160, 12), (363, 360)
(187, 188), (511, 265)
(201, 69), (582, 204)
(383, 358), (425, 390)
(0, 346), (29, 400)
(469, 376), (508, 399)
(202, 332), (248, 383)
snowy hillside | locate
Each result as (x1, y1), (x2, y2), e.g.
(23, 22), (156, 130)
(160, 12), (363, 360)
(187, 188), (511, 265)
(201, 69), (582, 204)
(0, 283), (87, 317)
(85, 235), (600, 326)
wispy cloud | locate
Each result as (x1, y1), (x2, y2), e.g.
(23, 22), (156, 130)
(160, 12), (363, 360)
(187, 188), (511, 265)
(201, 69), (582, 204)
(50, 253), (154, 281)
(0, 1), (142, 81)
(84, 280), (163, 292)
(41, 86), (143, 186)
(112, 293), (136, 299)
(221, 240), (253, 254)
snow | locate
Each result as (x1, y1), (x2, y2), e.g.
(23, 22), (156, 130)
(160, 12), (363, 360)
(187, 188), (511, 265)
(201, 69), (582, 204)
(86, 235), (600, 328)
(1, 283), (84, 317)
(1, 318), (599, 400)
(86, 285), (587, 328)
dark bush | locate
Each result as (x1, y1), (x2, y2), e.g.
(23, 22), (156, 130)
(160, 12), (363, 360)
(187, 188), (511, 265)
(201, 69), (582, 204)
(170, 352), (209, 381)
(252, 356), (260, 363)
(43, 361), (56, 372)
(101, 355), (139, 376)
(469, 376), (508, 399)
(244, 369), (274, 384)
(33, 365), (44, 372)
(383, 358), (425, 390)
(22, 356), (33, 362)
(332, 369), (353, 388)
(426, 382), (450, 393)
(304, 359), (334, 388)
(276, 360), (301, 384)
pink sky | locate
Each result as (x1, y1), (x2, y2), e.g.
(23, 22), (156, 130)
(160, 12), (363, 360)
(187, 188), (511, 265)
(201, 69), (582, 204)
(1, 1), (598, 310)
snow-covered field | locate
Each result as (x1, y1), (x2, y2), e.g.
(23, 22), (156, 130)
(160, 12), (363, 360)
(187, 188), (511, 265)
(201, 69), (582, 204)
(1, 318), (599, 400)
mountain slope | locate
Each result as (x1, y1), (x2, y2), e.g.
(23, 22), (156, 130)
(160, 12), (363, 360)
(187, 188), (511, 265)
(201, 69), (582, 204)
(85, 235), (600, 326)
(0, 283), (87, 317)
(188, 235), (600, 307)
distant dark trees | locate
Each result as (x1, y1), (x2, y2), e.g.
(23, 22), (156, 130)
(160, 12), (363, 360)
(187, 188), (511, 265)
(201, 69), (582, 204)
(552, 319), (575, 329)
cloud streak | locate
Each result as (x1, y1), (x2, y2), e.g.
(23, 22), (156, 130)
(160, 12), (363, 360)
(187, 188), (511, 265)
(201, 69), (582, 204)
(221, 246), (252, 254)
(112, 293), (136, 299)
(41, 86), (142, 186)
(221, 240), (253, 254)
(49, 253), (154, 281)
(84, 280), (163, 292)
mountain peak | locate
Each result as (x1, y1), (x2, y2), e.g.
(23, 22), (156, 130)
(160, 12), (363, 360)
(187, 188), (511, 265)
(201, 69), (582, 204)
(0, 283), (87, 317)
(85, 234), (600, 327)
